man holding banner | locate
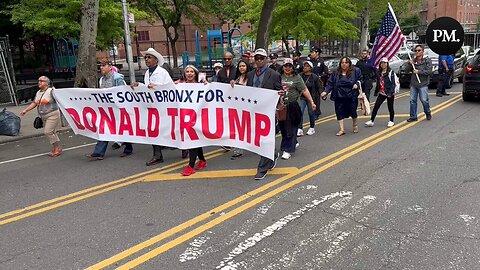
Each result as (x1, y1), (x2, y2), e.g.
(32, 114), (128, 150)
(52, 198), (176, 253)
(246, 48), (282, 180)
(86, 59), (132, 160)
(132, 48), (174, 166)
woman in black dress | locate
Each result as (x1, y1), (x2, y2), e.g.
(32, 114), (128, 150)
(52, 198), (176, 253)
(321, 57), (363, 136)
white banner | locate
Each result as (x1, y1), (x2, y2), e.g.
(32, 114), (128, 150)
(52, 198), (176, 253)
(53, 82), (279, 160)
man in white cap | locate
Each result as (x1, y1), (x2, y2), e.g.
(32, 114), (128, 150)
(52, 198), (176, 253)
(246, 48), (281, 180)
(132, 47), (174, 166)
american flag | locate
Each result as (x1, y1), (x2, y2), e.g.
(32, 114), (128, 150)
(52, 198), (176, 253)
(369, 6), (405, 68)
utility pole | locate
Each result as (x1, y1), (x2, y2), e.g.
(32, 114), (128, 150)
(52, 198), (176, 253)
(121, 0), (135, 83)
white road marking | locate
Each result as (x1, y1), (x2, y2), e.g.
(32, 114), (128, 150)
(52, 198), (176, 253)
(459, 214), (476, 225)
(0, 143), (96, 165)
(178, 185), (320, 264)
(215, 191), (352, 270)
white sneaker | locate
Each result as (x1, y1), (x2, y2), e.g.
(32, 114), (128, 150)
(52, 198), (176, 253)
(281, 151), (291, 160)
(295, 142), (300, 149)
(306, 127), (315, 135)
(364, 120), (374, 127)
(387, 121), (395, 127)
(297, 129), (304, 136)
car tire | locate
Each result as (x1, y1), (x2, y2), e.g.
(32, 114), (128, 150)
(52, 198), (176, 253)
(463, 92), (473, 101)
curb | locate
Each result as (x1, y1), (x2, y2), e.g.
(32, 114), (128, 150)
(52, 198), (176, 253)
(0, 127), (73, 144)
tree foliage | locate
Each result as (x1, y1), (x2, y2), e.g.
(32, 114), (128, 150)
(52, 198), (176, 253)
(239, 0), (358, 47)
(9, 0), (145, 49)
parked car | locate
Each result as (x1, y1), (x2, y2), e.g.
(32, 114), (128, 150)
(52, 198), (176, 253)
(398, 47), (467, 88)
(324, 57), (359, 75)
(463, 53), (480, 101)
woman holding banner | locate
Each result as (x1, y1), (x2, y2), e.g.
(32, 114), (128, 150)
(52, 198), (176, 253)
(177, 65), (208, 176)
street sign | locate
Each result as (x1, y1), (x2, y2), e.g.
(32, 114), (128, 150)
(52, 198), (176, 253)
(128, 13), (135, 24)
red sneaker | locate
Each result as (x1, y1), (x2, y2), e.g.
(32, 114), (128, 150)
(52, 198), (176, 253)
(194, 160), (207, 170)
(181, 166), (195, 176)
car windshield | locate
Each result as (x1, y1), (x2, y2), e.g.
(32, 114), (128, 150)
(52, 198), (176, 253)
(397, 51), (413, 60)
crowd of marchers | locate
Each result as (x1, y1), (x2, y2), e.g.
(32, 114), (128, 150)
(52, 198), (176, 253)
(21, 44), (443, 180)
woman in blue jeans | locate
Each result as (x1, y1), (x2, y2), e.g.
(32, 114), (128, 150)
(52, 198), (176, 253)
(298, 61), (323, 136)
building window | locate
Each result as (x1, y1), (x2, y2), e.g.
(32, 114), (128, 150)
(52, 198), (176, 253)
(137, 31), (150, 41)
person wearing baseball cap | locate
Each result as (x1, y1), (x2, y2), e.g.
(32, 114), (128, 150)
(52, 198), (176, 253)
(131, 47), (174, 167)
(309, 46), (327, 119)
(291, 50), (303, 73)
(240, 48), (281, 180)
(269, 52), (281, 72)
(278, 58), (316, 160)
(365, 57), (398, 128)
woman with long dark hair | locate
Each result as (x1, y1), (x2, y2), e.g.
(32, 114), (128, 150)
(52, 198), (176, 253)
(365, 57), (398, 128)
(321, 57), (362, 136)
(229, 60), (252, 159)
(177, 65), (208, 176)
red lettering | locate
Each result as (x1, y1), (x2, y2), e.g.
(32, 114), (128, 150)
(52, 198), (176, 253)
(98, 107), (116, 134)
(82, 107), (97, 132)
(167, 108), (178, 140)
(118, 108), (134, 135)
(65, 108), (85, 130)
(147, 108), (160, 138)
(201, 108), (224, 139)
(179, 108), (199, 141)
(134, 107), (146, 137)
(228, 109), (251, 143)
(254, 113), (270, 147)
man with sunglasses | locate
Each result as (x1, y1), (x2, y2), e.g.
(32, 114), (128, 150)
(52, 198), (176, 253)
(132, 48), (175, 166)
(217, 51), (237, 83)
(405, 45), (432, 122)
(245, 48), (281, 180)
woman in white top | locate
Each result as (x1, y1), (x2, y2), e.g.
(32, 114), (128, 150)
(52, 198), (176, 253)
(20, 76), (62, 157)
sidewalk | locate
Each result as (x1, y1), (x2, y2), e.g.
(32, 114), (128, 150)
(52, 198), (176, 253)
(0, 104), (71, 144)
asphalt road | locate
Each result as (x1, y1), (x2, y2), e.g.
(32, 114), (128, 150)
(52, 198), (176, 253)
(1, 83), (480, 270)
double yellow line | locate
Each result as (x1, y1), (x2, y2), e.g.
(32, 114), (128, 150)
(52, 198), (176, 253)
(0, 92), (410, 227)
(88, 94), (462, 269)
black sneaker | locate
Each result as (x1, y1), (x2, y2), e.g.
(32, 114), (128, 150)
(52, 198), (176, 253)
(269, 152), (280, 170)
(426, 113), (432, 120)
(254, 170), (267, 180)
(406, 118), (418, 122)
(111, 142), (122, 150)
(436, 93), (443, 97)
(146, 158), (164, 166)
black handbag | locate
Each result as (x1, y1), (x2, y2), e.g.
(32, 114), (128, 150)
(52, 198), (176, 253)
(33, 90), (46, 129)
(33, 116), (43, 129)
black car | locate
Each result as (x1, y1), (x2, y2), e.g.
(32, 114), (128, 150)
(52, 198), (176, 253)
(399, 48), (467, 89)
(463, 52), (480, 101)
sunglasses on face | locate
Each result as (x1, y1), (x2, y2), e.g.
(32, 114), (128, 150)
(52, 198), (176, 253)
(223, 58), (232, 61)
(254, 56), (265, 61)
(145, 55), (154, 59)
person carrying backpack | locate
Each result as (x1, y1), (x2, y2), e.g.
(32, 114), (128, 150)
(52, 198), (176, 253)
(365, 57), (399, 128)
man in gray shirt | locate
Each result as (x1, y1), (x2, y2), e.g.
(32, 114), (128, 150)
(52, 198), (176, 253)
(404, 45), (432, 122)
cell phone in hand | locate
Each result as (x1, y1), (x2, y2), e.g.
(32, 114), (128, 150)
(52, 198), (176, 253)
(199, 72), (207, 82)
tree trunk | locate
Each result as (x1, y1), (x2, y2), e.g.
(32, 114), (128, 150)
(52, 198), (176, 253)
(165, 26), (179, 67)
(282, 36), (290, 56)
(255, 0), (276, 49)
(74, 0), (99, 88)
(360, 8), (370, 52)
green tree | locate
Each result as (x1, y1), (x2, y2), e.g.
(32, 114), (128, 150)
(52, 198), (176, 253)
(9, 0), (138, 49)
(239, 0), (358, 51)
(135, 0), (218, 67)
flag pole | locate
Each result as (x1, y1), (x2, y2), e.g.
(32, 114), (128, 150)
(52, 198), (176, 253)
(388, 3), (420, 83)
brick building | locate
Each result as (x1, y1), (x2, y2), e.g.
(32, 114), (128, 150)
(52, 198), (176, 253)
(420, 0), (480, 32)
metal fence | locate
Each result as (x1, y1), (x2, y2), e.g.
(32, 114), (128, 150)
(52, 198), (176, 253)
(0, 37), (17, 105)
